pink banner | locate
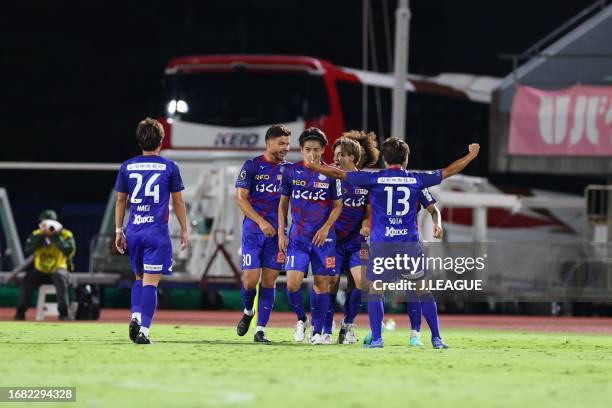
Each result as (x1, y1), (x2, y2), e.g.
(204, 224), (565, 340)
(508, 85), (612, 156)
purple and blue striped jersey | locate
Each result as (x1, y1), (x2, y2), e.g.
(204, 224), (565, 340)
(114, 155), (185, 234)
(281, 161), (342, 240)
(334, 179), (369, 242)
(235, 155), (290, 234)
(346, 168), (442, 243)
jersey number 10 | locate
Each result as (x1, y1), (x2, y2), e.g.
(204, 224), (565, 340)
(129, 173), (160, 204)
(384, 186), (410, 216)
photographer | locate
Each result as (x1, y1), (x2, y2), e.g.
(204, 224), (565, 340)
(15, 210), (76, 321)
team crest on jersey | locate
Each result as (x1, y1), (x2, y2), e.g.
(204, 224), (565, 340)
(313, 181), (329, 189)
(359, 248), (369, 260)
(318, 173), (327, 181)
(325, 257), (336, 268)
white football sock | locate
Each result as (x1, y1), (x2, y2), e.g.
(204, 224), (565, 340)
(139, 326), (150, 337)
(244, 308), (255, 316)
(255, 326), (265, 333)
(131, 312), (141, 324)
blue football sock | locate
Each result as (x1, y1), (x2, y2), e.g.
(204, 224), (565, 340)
(311, 290), (329, 335)
(241, 285), (257, 313)
(286, 288), (306, 321)
(407, 301), (422, 332)
(131, 279), (143, 314)
(140, 284), (158, 329)
(323, 293), (335, 334)
(368, 294), (384, 341)
(343, 290), (351, 322)
(419, 292), (440, 338)
(345, 288), (362, 324)
(256, 287), (275, 327)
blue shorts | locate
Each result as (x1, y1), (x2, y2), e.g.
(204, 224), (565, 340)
(366, 241), (426, 282)
(241, 232), (284, 270)
(286, 236), (337, 276)
(336, 238), (364, 273)
(127, 231), (173, 275)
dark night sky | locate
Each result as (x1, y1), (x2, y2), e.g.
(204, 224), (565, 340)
(0, 0), (601, 270)
(0, 0), (596, 163)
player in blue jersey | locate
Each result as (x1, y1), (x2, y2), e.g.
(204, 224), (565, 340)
(322, 132), (379, 344)
(407, 188), (444, 347)
(114, 118), (188, 344)
(234, 125), (291, 343)
(304, 136), (479, 348)
(278, 127), (343, 345)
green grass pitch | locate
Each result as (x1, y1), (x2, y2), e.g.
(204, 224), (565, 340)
(1, 322), (611, 408)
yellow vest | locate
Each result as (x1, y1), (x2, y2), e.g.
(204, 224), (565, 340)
(33, 229), (75, 274)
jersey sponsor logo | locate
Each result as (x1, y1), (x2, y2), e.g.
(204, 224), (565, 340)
(293, 179), (306, 186)
(355, 188), (368, 195)
(291, 189), (328, 201)
(313, 181), (329, 189)
(377, 177), (416, 184)
(215, 132), (259, 147)
(343, 195), (366, 208)
(133, 214), (155, 225)
(385, 226), (409, 237)
(136, 204), (150, 212)
(143, 263), (163, 271)
(325, 256), (336, 268)
(388, 217), (404, 225)
(127, 163), (167, 171)
(255, 183), (280, 193)
(255, 174), (270, 180)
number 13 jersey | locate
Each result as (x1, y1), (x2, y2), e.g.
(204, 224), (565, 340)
(346, 167), (442, 243)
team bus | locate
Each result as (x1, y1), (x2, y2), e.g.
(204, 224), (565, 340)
(158, 54), (495, 164)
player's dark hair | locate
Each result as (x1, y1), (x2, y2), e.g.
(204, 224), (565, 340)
(332, 137), (361, 165)
(265, 124), (291, 141)
(342, 130), (380, 169)
(136, 118), (164, 151)
(298, 127), (328, 148)
(381, 137), (409, 165)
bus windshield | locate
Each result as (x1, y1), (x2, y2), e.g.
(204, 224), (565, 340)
(163, 71), (330, 127)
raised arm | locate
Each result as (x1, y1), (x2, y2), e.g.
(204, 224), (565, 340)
(442, 143), (480, 179)
(303, 155), (347, 181)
